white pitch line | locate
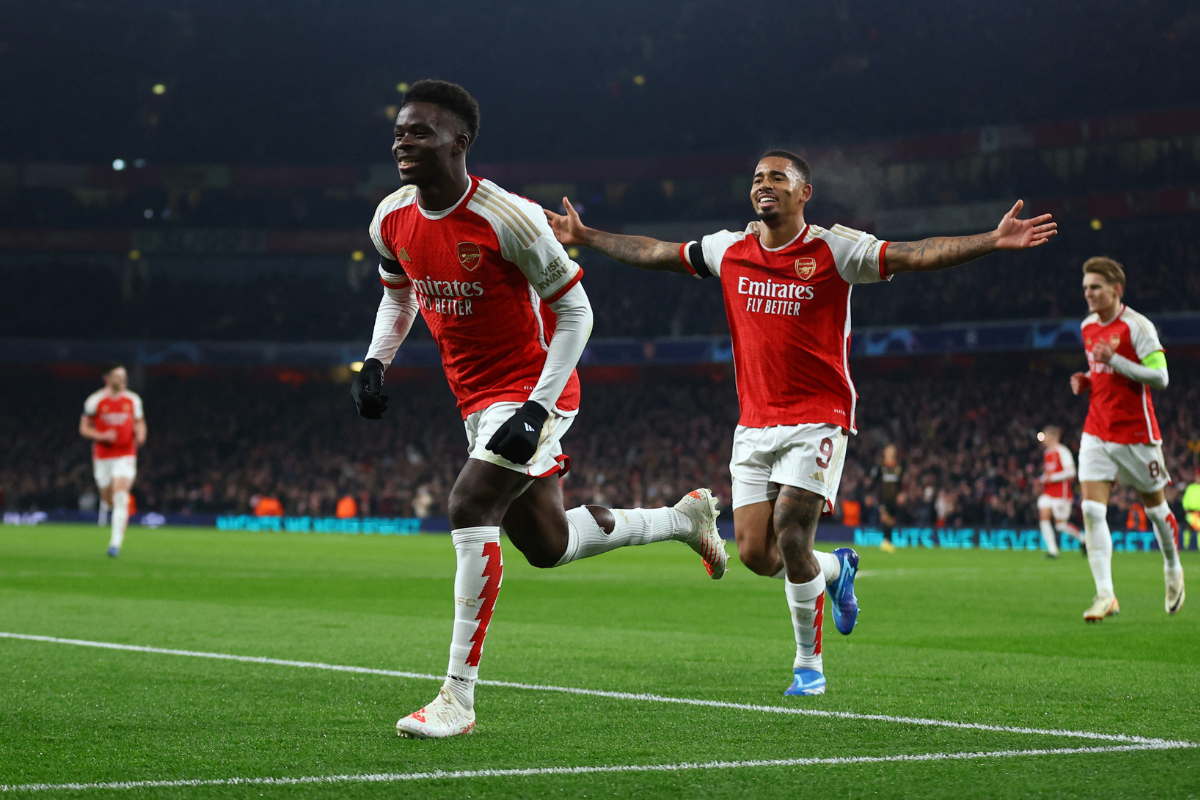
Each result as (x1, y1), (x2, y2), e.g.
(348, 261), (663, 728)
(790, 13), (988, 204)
(1, 743), (1194, 794)
(0, 631), (1189, 748)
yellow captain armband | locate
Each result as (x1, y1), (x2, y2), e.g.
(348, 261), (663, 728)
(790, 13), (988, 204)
(1142, 351), (1167, 370)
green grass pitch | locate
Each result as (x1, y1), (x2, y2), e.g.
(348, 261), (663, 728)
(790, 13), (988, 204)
(1, 524), (1197, 798)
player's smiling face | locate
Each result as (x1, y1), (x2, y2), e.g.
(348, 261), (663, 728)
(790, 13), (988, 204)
(1082, 271), (1120, 315)
(392, 102), (468, 187)
(751, 157), (811, 222)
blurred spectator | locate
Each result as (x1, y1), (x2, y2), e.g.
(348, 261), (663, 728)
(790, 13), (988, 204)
(254, 495), (284, 517)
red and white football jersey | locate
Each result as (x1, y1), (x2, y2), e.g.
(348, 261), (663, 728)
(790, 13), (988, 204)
(83, 388), (143, 460)
(1041, 444), (1075, 499)
(1081, 305), (1163, 444)
(684, 223), (890, 431)
(369, 177), (584, 418)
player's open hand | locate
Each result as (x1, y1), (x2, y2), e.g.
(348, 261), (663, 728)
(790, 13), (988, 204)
(486, 401), (549, 465)
(351, 358), (389, 419)
(1070, 372), (1090, 395)
(1091, 340), (1115, 364)
(543, 197), (589, 247)
(994, 200), (1056, 250)
(99, 429), (119, 443)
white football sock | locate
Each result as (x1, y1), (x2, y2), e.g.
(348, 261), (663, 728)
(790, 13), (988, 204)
(109, 490), (129, 550)
(556, 506), (690, 565)
(1145, 502), (1182, 573)
(785, 573), (826, 673)
(1056, 521), (1084, 542)
(772, 551), (840, 583)
(1039, 520), (1060, 556)
(98, 499), (110, 526)
(814, 550), (841, 584)
(445, 526), (504, 710)
(1082, 500), (1114, 597)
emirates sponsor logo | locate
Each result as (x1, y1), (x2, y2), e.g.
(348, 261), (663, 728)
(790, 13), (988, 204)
(794, 257), (817, 280)
(457, 242), (482, 272)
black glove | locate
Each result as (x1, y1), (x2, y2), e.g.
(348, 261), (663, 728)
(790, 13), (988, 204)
(485, 401), (549, 465)
(350, 358), (388, 419)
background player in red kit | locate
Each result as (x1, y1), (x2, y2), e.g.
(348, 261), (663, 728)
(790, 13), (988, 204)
(79, 363), (146, 557)
(1035, 425), (1083, 558)
(547, 150), (1055, 696)
(1070, 257), (1183, 620)
(352, 81), (726, 739)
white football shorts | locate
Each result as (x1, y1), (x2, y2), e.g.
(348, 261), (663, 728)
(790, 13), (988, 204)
(729, 422), (849, 511)
(93, 455), (137, 489)
(465, 402), (574, 479)
(1036, 494), (1073, 522)
(1077, 432), (1171, 494)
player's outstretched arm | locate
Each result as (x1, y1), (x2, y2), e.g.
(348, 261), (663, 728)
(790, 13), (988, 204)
(544, 197), (690, 274)
(886, 200), (1056, 275)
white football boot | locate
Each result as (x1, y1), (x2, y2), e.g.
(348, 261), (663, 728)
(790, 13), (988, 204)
(1083, 594), (1120, 623)
(1166, 570), (1185, 615)
(396, 688), (475, 739)
(674, 488), (728, 579)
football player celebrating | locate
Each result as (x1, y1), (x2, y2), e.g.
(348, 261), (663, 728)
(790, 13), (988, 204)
(1070, 257), (1183, 620)
(1035, 425), (1084, 558)
(79, 363), (146, 557)
(353, 80), (725, 739)
(547, 150), (1055, 696)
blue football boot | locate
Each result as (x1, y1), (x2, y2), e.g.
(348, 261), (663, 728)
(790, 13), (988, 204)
(106, 546), (119, 558)
(827, 547), (859, 635)
(784, 668), (826, 696)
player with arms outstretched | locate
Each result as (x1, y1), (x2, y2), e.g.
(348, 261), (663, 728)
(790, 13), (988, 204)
(1070, 257), (1183, 620)
(547, 150), (1055, 695)
(1035, 425), (1083, 558)
(79, 363), (146, 557)
(352, 81), (726, 738)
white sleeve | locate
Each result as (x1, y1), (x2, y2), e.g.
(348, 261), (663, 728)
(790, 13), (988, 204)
(479, 187), (584, 301)
(1127, 311), (1164, 362)
(820, 224), (891, 285)
(130, 393), (144, 420)
(1108, 354), (1168, 390)
(683, 230), (744, 278)
(368, 204), (397, 261)
(1054, 446), (1076, 480)
(526, 283), (593, 413)
(83, 392), (100, 417)
(365, 265), (419, 368)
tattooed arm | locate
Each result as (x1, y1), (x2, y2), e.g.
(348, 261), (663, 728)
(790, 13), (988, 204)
(885, 199), (1056, 275)
(544, 197), (690, 274)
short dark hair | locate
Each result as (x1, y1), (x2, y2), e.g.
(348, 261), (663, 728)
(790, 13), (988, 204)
(402, 79), (481, 145)
(102, 362), (124, 376)
(760, 149), (811, 184)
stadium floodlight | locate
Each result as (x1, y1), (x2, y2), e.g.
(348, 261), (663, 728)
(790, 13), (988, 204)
(152, 83), (166, 95)
(112, 159), (126, 171)
(349, 362), (364, 372)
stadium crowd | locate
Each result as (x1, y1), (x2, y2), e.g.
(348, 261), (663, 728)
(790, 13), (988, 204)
(3, 359), (1196, 531)
(3, 217), (1198, 342)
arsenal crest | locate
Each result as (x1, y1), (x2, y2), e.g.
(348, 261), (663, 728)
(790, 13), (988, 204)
(457, 242), (482, 271)
(794, 257), (817, 281)
(1109, 334), (1121, 347)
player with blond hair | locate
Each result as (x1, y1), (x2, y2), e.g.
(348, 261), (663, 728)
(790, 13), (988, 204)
(1035, 425), (1084, 557)
(1071, 257), (1184, 620)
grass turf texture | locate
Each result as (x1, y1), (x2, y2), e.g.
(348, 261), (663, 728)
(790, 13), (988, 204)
(1, 525), (1196, 799)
